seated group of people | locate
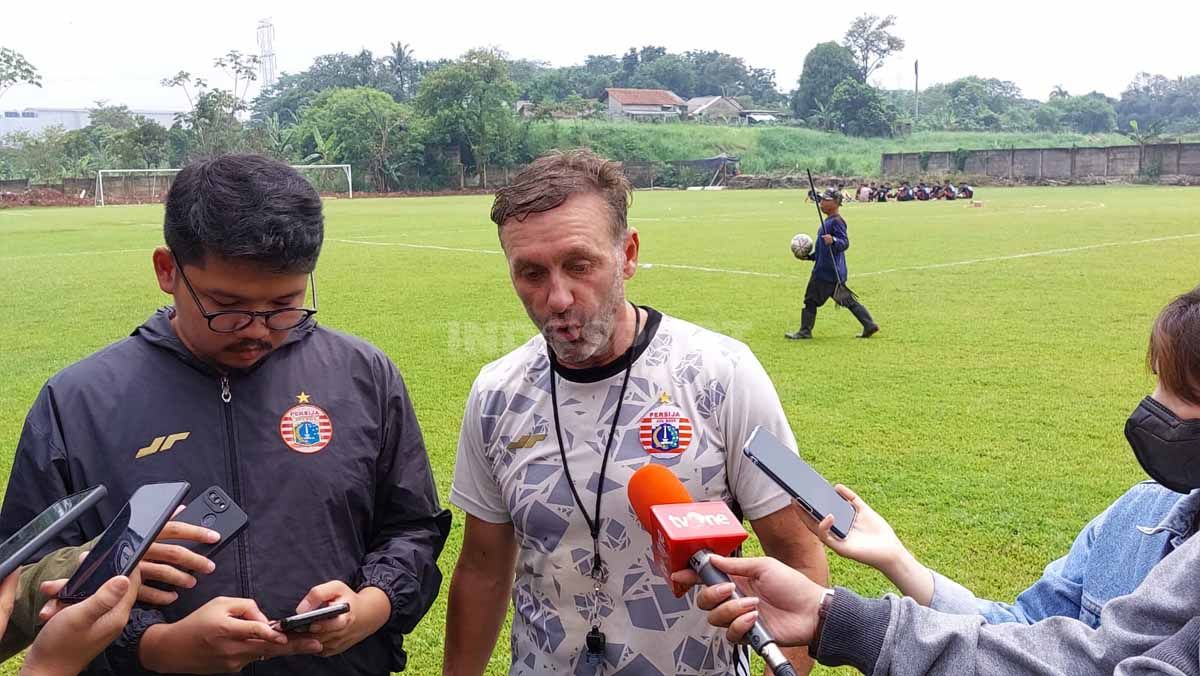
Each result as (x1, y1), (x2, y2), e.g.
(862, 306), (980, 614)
(848, 180), (975, 203)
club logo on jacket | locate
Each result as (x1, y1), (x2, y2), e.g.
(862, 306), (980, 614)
(639, 393), (692, 455)
(279, 391), (333, 454)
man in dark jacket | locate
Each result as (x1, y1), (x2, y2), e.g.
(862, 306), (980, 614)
(787, 190), (879, 340)
(0, 154), (451, 675)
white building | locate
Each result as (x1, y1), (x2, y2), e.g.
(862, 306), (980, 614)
(0, 107), (183, 135)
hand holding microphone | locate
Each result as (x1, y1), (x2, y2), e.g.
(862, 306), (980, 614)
(628, 464), (804, 676)
(671, 554), (827, 649)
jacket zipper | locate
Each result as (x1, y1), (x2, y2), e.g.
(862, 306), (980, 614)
(219, 376), (254, 620)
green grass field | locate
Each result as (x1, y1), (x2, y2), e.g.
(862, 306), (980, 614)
(2, 185), (1198, 674)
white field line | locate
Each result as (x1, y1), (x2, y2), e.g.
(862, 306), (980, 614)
(333, 238), (503, 256)
(856, 232), (1200, 278)
(0, 247), (150, 261)
(336, 232), (1200, 281)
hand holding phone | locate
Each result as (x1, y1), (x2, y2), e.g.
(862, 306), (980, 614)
(58, 482), (189, 603)
(141, 486), (247, 604)
(801, 483), (906, 569)
(289, 580), (392, 657)
(742, 427), (856, 538)
(271, 602), (350, 632)
(803, 484), (936, 606)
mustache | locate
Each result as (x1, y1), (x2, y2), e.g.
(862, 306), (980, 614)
(226, 340), (272, 352)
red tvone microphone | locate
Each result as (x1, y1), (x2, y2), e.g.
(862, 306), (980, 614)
(628, 464), (797, 676)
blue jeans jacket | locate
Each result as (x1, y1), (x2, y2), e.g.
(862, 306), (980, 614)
(930, 481), (1200, 627)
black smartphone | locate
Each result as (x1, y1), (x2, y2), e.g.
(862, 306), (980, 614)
(162, 486), (248, 559)
(57, 481), (190, 603)
(742, 426), (856, 539)
(0, 485), (107, 580)
(272, 602), (350, 633)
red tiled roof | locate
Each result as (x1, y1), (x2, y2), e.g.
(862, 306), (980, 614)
(604, 88), (685, 106)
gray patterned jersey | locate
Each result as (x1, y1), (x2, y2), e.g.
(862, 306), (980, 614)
(452, 308), (800, 675)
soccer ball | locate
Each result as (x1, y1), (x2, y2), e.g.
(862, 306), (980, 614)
(790, 233), (814, 259)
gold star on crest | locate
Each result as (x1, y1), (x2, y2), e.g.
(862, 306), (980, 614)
(296, 392), (311, 404)
(659, 392), (672, 404)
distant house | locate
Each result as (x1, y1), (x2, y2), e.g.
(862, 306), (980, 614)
(688, 96), (744, 122)
(603, 88), (686, 122)
(739, 109), (784, 125)
(0, 107), (182, 135)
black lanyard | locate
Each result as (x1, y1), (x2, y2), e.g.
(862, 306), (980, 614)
(548, 302), (641, 581)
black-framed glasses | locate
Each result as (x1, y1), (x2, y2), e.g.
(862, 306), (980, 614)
(172, 254), (318, 334)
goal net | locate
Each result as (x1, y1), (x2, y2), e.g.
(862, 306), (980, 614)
(95, 164), (353, 206)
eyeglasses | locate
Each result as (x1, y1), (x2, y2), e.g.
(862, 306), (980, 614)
(172, 254), (318, 334)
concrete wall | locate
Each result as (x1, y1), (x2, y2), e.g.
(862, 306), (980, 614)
(882, 143), (1200, 179)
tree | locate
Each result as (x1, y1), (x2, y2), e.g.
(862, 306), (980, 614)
(87, 102), (136, 131)
(162, 50), (262, 160)
(113, 117), (169, 168)
(1058, 93), (1117, 134)
(744, 67), (784, 107)
(0, 47), (41, 101)
(414, 48), (519, 187)
(792, 42), (860, 118)
(298, 87), (414, 191)
(213, 50), (261, 109)
(1122, 119), (1167, 175)
(807, 100), (837, 131)
(843, 14), (905, 81)
(386, 42), (419, 100)
(1050, 85), (1070, 99)
(631, 55), (696, 98)
(250, 111), (304, 162)
(1117, 72), (1200, 133)
(253, 49), (411, 120)
(829, 79), (895, 136)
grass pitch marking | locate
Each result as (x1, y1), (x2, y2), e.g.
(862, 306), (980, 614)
(856, 232), (1200, 278)
(0, 247), (150, 261)
(336, 231), (1200, 282)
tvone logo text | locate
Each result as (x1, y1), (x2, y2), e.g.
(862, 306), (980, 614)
(667, 512), (731, 529)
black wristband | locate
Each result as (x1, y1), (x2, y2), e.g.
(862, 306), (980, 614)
(109, 610), (165, 675)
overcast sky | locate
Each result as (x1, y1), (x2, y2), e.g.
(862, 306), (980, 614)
(3, 0), (1197, 112)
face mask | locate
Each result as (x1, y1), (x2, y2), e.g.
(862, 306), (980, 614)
(1125, 396), (1200, 493)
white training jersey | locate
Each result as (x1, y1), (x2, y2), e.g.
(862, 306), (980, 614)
(452, 308), (799, 675)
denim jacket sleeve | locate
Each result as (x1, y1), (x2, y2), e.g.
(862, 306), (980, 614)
(927, 509), (1105, 625)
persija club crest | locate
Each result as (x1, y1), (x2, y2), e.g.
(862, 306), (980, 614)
(279, 392), (333, 454)
(639, 408), (693, 454)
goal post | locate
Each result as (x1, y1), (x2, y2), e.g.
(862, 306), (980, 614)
(95, 164), (353, 206)
(289, 164), (353, 200)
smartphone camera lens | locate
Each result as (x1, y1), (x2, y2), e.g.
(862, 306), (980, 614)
(201, 513), (217, 527)
(206, 491), (229, 513)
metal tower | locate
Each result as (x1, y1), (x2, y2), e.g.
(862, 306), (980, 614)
(257, 19), (277, 88)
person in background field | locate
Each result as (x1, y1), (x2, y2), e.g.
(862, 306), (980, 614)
(916, 182), (931, 200)
(942, 180), (957, 200)
(857, 184), (872, 203)
(896, 182), (914, 202)
(0, 154), (451, 675)
(959, 183), (975, 199)
(787, 189), (879, 340)
(443, 149), (828, 676)
(677, 286), (1200, 676)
